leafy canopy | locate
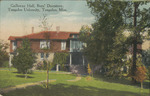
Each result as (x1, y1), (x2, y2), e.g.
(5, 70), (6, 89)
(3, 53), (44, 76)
(12, 38), (36, 74)
(0, 40), (9, 67)
(82, 0), (150, 77)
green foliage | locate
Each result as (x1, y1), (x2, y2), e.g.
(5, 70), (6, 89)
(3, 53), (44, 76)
(128, 56), (145, 77)
(1, 61), (9, 68)
(142, 49), (150, 81)
(0, 40), (9, 67)
(53, 52), (69, 71)
(84, 0), (150, 77)
(79, 25), (92, 43)
(147, 66), (150, 80)
(12, 39), (36, 74)
(142, 49), (150, 67)
(36, 60), (48, 70)
(86, 76), (92, 81)
(82, 1), (130, 66)
(104, 27), (129, 77)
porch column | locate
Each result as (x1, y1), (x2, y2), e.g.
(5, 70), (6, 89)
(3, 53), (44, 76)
(82, 55), (85, 66)
(9, 54), (12, 67)
(56, 64), (59, 71)
(70, 53), (72, 66)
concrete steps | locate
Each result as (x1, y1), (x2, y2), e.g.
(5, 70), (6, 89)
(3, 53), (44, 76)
(70, 65), (87, 75)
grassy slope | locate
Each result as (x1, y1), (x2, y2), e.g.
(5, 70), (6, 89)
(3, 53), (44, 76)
(0, 69), (150, 96)
(0, 69), (75, 88)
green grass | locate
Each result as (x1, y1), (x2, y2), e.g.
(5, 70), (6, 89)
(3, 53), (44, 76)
(0, 69), (150, 96)
(0, 69), (75, 88)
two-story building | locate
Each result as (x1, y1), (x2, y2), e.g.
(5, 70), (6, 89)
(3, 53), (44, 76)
(8, 30), (87, 72)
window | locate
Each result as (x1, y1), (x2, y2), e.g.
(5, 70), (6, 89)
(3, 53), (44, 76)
(61, 41), (66, 50)
(70, 40), (84, 52)
(12, 41), (17, 51)
(40, 40), (50, 49)
(41, 53), (44, 60)
(46, 53), (49, 59)
(41, 53), (49, 60)
(72, 35), (78, 38)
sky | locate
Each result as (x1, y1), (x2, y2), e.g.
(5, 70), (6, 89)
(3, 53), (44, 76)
(0, 1), (95, 42)
(0, 1), (150, 43)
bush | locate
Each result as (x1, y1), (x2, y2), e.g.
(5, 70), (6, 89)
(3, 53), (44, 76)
(1, 61), (9, 68)
(36, 61), (50, 70)
(86, 76), (92, 81)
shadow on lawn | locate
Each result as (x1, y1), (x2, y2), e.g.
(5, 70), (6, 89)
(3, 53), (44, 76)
(16, 75), (34, 78)
(12, 72), (20, 73)
(3, 83), (148, 96)
(93, 74), (150, 89)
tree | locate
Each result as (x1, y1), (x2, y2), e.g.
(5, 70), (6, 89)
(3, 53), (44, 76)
(0, 40), (9, 67)
(81, 1), (129, 76)
(86, 0), (150, 79)
(105, 27), (129, 77)
(53, 52), (69, 71)
(133, 66), (147, 89)
(142, 48), (150, 93)
(12, 38), (36, 78)
(39, 14), (53, 89)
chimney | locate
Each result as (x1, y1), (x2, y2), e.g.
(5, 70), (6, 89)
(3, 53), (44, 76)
(32, 27), (34, 33)
(56, 26), (60, 33)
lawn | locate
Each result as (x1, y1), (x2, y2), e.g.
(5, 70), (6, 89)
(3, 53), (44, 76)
(0, 68), (75, 88)
(0, 68), (150, 96)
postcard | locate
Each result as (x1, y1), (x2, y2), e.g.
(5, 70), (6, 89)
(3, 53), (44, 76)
(0, 0), (150, 96)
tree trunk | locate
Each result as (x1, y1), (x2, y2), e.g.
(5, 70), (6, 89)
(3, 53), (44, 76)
(131, 2), (138, 84)
(46, 62), (49, 89)
(140, 82), (143, 96)
(131, 38), (137, 83)
(141, 82), (143, 89)
(25, 71), (28, 79)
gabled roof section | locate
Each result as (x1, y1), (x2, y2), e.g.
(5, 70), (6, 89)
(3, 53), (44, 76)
(8, 31), (79, 40)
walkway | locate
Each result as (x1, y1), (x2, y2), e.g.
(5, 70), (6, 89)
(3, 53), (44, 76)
(1, 79), (56, 94)
(1, 76), (82, 94)
(67, 76), (82, 82)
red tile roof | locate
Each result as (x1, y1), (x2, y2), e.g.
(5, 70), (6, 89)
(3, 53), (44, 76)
(8, 31), (79, 40)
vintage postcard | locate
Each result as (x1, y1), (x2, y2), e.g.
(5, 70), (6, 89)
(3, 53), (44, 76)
(0, 0), (150, 96)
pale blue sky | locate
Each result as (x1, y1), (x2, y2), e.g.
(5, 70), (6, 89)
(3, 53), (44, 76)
(0, 1), (95, 41)
(0, 1), (149, 42)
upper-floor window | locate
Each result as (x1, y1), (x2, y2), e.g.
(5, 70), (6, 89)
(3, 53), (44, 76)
(73, 35), (78, 38)
(70, 40), (83, 52)
(40, 40), (50, 49)
(12, 41), (17, 51)
(61, 41), (66, 50)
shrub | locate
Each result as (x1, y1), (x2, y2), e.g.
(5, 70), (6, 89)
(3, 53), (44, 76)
(86, 76), (92, 81)
(1, 61), (9, 68)
(87, 64), (92, 75)
(12, 39), (36, 76)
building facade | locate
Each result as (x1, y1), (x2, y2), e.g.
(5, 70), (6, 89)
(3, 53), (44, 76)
(8, 31), (87, 70)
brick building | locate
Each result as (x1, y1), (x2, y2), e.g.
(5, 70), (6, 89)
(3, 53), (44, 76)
(8, 30), (87, 72)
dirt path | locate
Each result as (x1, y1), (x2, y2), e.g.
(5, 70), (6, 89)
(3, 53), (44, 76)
(1, 80), (56, 94)
(67, 76), (82, 82)
(1, 76), (82, 94)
